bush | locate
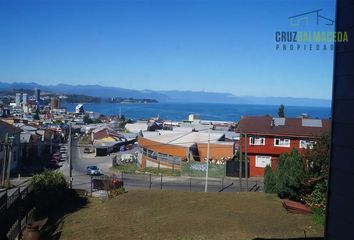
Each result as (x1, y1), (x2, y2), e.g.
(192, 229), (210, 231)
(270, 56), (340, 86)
(275, 148), (305, 200)
(264, 165), (276, 193)
(108, 187), (126, 199)
(30, 170), (67, 216)
(304, 182), (327, 210)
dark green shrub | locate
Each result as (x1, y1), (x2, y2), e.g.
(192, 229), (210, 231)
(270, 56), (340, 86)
(30, 170), (67, 215)
(275, 148), (305, 199)
(264, 165), (277, 193)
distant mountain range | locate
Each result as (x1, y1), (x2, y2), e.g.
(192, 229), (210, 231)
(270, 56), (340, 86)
(0, 82), (331, 107)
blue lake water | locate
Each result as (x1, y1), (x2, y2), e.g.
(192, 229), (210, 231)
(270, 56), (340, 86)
(63, 103), (331, 122)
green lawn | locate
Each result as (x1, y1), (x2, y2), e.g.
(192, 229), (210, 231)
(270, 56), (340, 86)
(79, 134), (92, 145)
(45, 190), (324, 240)
(111, 163), (138, 173)
(110, 164), (181, 176)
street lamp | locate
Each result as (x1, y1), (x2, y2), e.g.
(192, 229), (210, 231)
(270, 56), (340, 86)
(204, 131), (210, 192)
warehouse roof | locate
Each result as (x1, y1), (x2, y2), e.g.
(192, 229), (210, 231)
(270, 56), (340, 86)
(141, 130), (232, 147)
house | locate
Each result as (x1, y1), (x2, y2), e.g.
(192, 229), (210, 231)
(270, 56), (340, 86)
(125, 122), (149, 133)
(91, 126), (129, 156)
(20, 131), (41, 165)
(0, 120), (21, 185)
(236, 116), (330, 177)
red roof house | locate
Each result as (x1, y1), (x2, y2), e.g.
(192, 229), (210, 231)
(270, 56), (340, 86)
(236, 116), (330, 177)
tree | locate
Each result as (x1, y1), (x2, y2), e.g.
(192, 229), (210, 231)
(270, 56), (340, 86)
(303, 133), (330, 180)
(83, 115), (93, 124)
(278, 104), (285, 117)
(119, 114), (126, 121)
(233, 150), (249, 162)
(275, 148), (305, 199)
(264, 165), (277, 193)
(31, 170), (67, 215)
(302, 133), (330, 220)
(93, 118), (102, 124)
(33, 108), (40, 120)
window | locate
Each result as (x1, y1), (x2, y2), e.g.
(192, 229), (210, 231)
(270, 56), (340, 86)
(299, 140), (314, 149)
(255, 155), (272, 168)
(147, 150), (157, 159)
(274, 137), (290, 147)
(249, 136), (265, 145)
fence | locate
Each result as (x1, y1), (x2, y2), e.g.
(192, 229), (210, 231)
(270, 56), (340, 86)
(68, 171), (263, 197)
(181, 161), (226, 178)
(92, 175), (123, 192)
(226, 160), (250, 177)
(0, 186), (35, 240)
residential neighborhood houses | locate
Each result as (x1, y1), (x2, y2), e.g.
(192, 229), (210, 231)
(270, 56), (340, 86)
(236, 116), (330, 177)
(0, 87), (331, 189)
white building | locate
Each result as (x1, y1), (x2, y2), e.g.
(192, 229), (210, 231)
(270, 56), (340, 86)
(15, 93), (21, 107)
(22, 93), (28, 105)
(75, 104), (84, 114)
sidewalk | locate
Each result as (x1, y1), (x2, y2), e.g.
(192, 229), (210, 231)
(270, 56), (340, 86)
(10, 177), (32, 187)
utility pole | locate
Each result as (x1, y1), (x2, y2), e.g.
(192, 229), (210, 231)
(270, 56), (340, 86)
(6, 138), (13, 187)
(204, 131), (210, 192)
(50, 134), (53, 154)
(245, 134), (248, 190)
(239, 133), (243, 192)
(68, 122), (73, 189)
(0, 133), (8, 187)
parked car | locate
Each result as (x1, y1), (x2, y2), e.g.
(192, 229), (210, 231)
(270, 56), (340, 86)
(87, 166), (101, 175)
(84, 147), (91, 154)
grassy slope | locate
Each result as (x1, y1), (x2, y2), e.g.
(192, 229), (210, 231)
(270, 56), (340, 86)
(57, 190), (323, 240)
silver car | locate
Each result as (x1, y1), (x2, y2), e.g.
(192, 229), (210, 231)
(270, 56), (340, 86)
(87, 166), (101, 175)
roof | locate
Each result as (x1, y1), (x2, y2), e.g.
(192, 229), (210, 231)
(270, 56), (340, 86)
(0, 120), (21, 141)
(20, 131), (33, 143)
(93, 139), (123, 148)
(76, 104), (84, 108)
(141, 130), (232, 148)
(125, 123), (148, 133)
(92, 124), (112, 133)
(236, 116), (330, 137)
(13, 123), (38, 132)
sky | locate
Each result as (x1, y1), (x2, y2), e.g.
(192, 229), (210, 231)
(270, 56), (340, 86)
(0, 0), (336, 99)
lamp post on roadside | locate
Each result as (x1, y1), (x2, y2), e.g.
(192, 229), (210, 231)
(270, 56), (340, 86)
(68, 122), (73, 189)
(204, 131), (210, 192)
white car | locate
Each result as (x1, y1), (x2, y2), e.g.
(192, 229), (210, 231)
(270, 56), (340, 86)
(87, 166), (101, 175)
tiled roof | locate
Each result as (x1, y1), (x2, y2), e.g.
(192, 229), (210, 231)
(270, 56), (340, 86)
(236, 116), (330, 137)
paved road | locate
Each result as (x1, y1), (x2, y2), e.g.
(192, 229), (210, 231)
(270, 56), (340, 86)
(60, 140), (263, 193)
